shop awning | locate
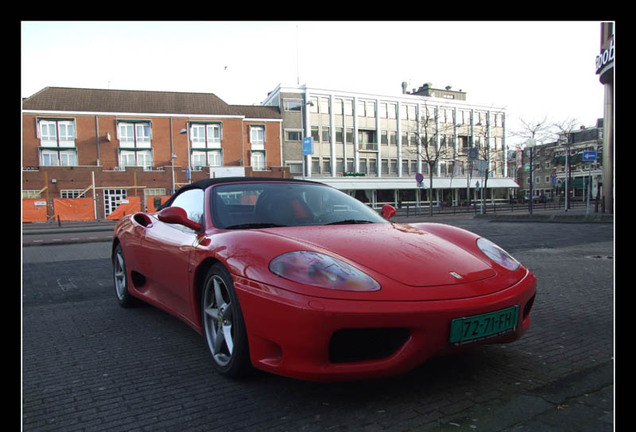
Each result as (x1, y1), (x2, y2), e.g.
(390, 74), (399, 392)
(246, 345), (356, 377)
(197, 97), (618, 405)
(315, 177), (519, 190)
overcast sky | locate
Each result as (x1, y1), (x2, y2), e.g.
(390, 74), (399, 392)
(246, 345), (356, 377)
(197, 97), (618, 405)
(21, 21), (607, 146)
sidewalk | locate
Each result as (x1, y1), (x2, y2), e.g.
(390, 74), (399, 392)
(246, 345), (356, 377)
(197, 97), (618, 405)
(22, 220), (117, 247)
(391, 205), (614, 224)
(22, 219), (117, 234)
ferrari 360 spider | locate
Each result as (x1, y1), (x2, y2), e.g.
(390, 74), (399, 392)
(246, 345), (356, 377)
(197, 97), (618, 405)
(112, 177), (536, 381)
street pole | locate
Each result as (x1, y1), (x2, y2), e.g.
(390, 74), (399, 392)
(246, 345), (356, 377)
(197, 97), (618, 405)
(527, 139), (535, 215)
(565, 145), (569, 212)
(300, 100), (314, 179)
(586, 162), (592, 216)
(529, 146), (533, 215)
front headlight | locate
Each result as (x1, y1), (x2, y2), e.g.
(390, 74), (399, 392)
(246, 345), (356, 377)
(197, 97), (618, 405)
(476, 238), (520, 271)
(269, 251), (381, 292)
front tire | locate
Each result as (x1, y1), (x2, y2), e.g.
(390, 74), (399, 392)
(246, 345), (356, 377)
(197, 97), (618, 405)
(112, 243), (138, 308)
(201, 263), (251, 378)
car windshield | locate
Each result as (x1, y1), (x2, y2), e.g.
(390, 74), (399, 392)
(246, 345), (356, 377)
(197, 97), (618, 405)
(210, 182), (387, 229)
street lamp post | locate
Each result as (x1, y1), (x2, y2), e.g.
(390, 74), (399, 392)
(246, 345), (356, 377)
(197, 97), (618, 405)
(300, 100), (314, 178)
(558, 135), (570, 212)
(179, 126), (192, 184)
(527, 139), (536, 215)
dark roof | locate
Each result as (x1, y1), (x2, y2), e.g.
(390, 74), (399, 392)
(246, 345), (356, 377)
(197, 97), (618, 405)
(234, 104), (281, 119)
(22, 87), (280, 119)
(159, 177), (315, 209)
(180, 176), (312, 192)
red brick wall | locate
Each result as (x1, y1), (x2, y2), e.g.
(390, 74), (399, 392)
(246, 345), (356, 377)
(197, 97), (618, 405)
(22, 111), (288, 220)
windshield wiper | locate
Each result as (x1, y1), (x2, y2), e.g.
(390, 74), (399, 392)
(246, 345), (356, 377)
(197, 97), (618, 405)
(326, 219), (375, 225)
(224, 223), (287, 229)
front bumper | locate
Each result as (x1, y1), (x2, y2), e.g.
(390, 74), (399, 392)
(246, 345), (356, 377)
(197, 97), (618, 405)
(234, 271), (536, 381)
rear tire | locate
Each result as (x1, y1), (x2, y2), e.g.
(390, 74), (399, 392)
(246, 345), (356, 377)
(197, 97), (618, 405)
(201, 263), (251, 378)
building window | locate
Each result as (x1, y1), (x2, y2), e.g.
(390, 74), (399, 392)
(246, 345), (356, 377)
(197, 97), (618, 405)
(310, 126), (320, 142)
(346, 128), (354, 144)
(191, 123), (221, 149)
(336, 127), (344, 143)
(322, 158), (331, 174)
(103, 189), (127, 217)
(192, 150), (222, 170)
(23, 190), (41, 199)
(287, 162), (303, 175)
(358, 130), (378, 151)
(118, 121), (151, 148)
(318, 97), (330, 114)
(389, 131), (397, 145)
(285, 129), (302, 142)
(283, 99), (303, 111)
(41, 149), (77, 166)
(251, 151), (266, 171)
(407, 105), (416, 120)
(334, 99), (343, 115)
(39, 119), (76, 147)
(117, 121), (153, 169)
(359, 158), (368, 174)
(61, 189), (84, 199)
(38, 118), (77, 166)
(336, 158), (344, 175)
(250, 125), (265, 149)
(357, 100), (366, 117)
(120, 149), (153, 170)
(388, 103), (397, 119)
(343, 99), (353, 116)
(321, 126), (330, 143)
(366, 101), (376, 118)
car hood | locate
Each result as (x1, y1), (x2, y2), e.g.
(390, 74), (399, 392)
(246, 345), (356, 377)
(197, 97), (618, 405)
(263, 223), (496, 287)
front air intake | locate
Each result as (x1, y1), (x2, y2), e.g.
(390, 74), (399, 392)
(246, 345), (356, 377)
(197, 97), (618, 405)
(329, 328), (410, 363)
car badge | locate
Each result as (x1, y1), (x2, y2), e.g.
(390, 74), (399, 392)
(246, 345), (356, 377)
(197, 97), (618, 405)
(449, 271), (463, 279)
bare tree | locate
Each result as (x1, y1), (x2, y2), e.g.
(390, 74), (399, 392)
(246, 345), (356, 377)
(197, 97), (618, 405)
(510, 116), (557, 202)
(512, 116), (579, 204)
(552, 118), (579, 210)
(511, 116), (555, 143)
(405, 104), (454, 215)
(472, 117), (492, 213)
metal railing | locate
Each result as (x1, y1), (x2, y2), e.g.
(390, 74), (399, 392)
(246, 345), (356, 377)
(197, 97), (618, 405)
(398, 199), (589, 218)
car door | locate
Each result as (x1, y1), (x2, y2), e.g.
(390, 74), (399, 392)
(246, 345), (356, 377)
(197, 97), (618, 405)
(141, 188), (204, 321)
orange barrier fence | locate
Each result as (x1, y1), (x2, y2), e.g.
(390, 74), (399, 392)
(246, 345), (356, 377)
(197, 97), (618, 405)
(23, 194), (172, 223)
(53, 198), (94, 221)
(22, 199), (49, 223)
(106, 196), (142, 220)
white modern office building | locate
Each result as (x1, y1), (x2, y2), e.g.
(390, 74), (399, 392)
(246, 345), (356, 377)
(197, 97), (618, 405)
(262, 83), (518, 208)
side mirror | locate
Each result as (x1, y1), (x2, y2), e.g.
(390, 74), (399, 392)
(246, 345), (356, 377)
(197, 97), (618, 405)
(158, 206), (202, 231)
(380, 204), (396, 220)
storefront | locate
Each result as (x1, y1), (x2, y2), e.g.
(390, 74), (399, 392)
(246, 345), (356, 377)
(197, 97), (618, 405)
(318, 177), (518, 209)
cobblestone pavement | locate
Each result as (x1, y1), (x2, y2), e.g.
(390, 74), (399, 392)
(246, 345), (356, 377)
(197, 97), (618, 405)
(22, 217), (614, 431)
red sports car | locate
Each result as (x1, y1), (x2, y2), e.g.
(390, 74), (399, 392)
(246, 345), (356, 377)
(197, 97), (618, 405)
(112, 177), (536, 381)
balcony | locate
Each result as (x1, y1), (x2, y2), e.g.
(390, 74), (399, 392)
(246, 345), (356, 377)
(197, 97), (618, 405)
(358, 142), (378, 152)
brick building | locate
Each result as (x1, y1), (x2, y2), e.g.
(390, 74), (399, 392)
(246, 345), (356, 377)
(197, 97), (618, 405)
(22, 87), (286, 221)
